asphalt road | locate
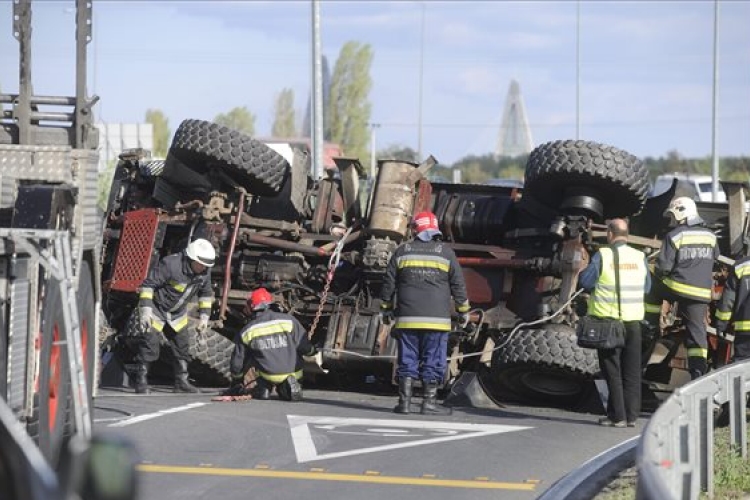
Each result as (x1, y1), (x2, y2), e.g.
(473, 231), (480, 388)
(93, 384), (642, 500)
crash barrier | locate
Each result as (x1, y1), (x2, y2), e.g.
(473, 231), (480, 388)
(637, 360), (750, 500)
(537, 360), (750, 499)
(536, 437), (638, 500)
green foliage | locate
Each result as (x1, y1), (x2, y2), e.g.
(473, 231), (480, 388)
(377, 144), (419, 163)
(329, 41), (373, 164)
(97, 159), (117, 212)
(272, 88), (296, 138)
(706, 425), (750, 498)
(448, 154), (527, 184)
(214, 106), (256, 135)
(145, 109), (170, 158)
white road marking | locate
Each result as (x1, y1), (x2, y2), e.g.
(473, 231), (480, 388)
(288, 415), (531, 463)
(108, 402), (207, 428)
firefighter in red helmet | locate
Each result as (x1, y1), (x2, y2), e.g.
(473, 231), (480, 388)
(225, 288), (317, 401)
(380, 211), (470, 414)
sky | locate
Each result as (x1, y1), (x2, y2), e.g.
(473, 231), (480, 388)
(1, 0), (749, 166)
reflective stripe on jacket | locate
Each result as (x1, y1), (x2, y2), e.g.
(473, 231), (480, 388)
(716, 257), (750, 332)
(138, 252), (213, 332)
(380, 238), (469, 331)
(230, 309), (314, 382)
(588, 245), (648, 321)
(655, 224), (718, 303)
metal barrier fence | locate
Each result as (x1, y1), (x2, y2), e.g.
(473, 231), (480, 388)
(637, 360), (750, 500)
(537, 360), (750, 499)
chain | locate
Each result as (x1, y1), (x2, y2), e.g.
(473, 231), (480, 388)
(307, 227), (353, 339)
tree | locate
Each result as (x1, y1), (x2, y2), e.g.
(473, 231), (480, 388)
(328, 41), (373, 163)
(214, 107), (256, 135)
(272, 89), (296, 138)
(145, 109), (170, 158)
(378, 144), (419, 163)
(97, 159), (117, 211)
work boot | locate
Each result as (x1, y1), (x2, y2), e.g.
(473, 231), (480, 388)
(173, 359), (200, 393)
(421, 382), (451, 415)
(278, 376), (303, 402)
(135, 362), (150, 394)
(252, 378), (272, 400)
(393, 377), (413, 414)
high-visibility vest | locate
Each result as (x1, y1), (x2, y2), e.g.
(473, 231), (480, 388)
(588, 245), (647, 321)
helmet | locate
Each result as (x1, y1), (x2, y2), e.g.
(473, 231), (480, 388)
(248, 288), (273, 311)
(664, 196), (698, 223)
(185, 238), (216, 267)
(412, 211), (442, 241)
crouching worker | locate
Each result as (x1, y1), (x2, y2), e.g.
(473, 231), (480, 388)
(226, 288), (316, 401)
(134, 238), (216, 394)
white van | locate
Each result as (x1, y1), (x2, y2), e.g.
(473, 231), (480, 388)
(651, 174), (726, 203)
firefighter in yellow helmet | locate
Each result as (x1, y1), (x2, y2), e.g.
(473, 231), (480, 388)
(646, 196), (719, 379)
(134, 238), (216, 394)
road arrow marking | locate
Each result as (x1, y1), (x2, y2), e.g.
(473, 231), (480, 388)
(287, 415), (531, 463)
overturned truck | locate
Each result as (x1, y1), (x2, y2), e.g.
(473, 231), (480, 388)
(99, 119), (747, 407)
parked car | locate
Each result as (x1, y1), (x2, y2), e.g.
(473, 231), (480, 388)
(651, 174), (726, 203)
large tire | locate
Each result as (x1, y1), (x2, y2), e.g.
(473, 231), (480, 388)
(524, 140), (649, 218)
(152, 327), (234, 387)
(168, 119), (290, 196)
(490, 325), (598, 405)
(186, 328), (234, 386)
(31, 277), (71, 467)
(77, 262), (96, 415)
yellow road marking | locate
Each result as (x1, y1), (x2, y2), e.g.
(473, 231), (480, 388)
(137, 464), (536, 491)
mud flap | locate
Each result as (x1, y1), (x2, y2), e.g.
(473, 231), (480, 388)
(443, 372), (500, 410)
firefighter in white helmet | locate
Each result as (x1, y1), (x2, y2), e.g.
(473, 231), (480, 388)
(134, 238), (216, 394)
(646, 196), (719, 379)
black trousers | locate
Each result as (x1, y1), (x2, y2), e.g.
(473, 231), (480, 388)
(598, 321), (642, 423)
(136, 322), (190, 363)
(645, 279), (708, 378)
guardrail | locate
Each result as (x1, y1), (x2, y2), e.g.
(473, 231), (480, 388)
(536, 436), (638, 500)
(637, 360), (750, 499)
(536, 360), (750, 499)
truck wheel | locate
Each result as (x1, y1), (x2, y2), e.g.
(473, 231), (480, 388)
(187, 328), (234, 386)
(31, 277), (71, 467)
(167, 119), (290, 196)
(524, 140), (649, 218)
(77, 261), (96, 414)
(490, 325), (598, 406)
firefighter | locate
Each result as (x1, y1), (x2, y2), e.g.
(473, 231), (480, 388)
(135, 238), (216, 394)
(578, 218), (650, 427)
(380, 211), (470, 414)
(714, 256), (750, 362)
(647, 196), (719, 379)
(225, 288), (317, 401)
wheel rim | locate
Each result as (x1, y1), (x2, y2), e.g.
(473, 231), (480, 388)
(48, 324), (61, 431)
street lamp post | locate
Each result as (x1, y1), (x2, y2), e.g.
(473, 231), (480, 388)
(370, 123), (380, 179)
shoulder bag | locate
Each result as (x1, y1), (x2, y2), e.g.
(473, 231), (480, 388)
(577, 246), (627, 350)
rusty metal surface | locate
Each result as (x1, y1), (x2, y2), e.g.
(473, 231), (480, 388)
(109, 209), (159, 293)
(369, 161), (416, 241)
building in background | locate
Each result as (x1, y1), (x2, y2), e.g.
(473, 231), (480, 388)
(494, 80), (534, 158)
(96, 122), (154, 171)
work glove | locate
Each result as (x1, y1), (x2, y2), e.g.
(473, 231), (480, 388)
(457, 312), (470, 329)
(380, 310), (394, 326)
(196, 314), (210, 334)
(138, 307), (153, 333)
